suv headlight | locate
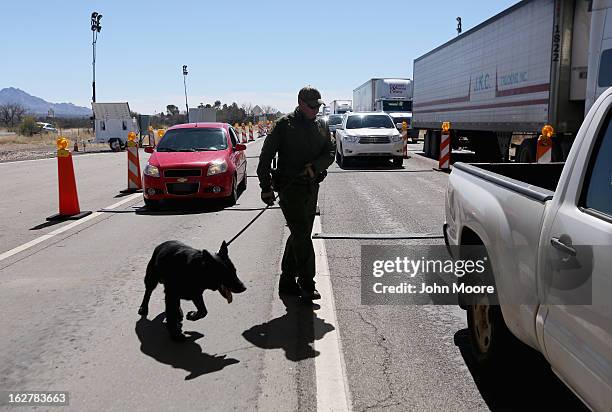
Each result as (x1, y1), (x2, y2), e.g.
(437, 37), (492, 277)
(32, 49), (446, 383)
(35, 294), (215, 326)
(344, 135), (359, 143)
(143, 164), (160, 177)
(207, 160), (228, 176)
(391, 134), (402, 142)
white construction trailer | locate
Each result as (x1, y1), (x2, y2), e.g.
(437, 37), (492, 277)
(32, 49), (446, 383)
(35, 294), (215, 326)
(92, 102), (139, 151)
(188, 107), (217, 123)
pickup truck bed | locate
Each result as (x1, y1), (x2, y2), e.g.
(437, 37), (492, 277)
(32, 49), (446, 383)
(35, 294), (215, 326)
(451, 162), (563, 201)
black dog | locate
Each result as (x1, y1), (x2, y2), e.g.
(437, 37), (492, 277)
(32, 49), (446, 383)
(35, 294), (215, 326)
(138, 240), (246, 341)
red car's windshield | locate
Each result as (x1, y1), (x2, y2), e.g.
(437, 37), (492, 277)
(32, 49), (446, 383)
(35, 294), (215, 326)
(157, 128), (228, 152)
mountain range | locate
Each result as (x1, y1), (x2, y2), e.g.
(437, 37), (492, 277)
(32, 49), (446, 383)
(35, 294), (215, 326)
(0, 87), (92, 118)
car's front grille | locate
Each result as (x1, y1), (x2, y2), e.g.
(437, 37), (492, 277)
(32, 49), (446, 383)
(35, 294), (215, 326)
(166, 182), (200, 195)
(359, 136), (391, 144)
(164, 169), (202, 178)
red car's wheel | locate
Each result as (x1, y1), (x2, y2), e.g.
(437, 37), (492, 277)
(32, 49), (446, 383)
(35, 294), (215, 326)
(226, 175), (238, 206)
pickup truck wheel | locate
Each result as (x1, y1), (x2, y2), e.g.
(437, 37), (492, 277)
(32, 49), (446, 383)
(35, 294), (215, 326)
(467, 293), (513, 371)
(392, 156), (403, 168)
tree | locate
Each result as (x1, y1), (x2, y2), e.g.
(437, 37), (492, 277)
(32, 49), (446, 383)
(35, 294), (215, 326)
(166, 105), (179, 116)
(261, 105), (277, 115)
(19, 116), (39, 136)
(0, 103), (27, 129)
(240, 102), (253, 116)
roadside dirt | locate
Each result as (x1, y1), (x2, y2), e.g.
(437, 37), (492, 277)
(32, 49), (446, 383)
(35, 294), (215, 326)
(0, 129), (109, 163)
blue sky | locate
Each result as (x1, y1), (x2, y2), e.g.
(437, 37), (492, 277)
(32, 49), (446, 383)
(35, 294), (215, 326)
(0, 0), (517, 114)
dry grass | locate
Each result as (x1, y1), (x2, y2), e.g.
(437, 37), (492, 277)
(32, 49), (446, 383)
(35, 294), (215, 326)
(0, 128), (95, 147)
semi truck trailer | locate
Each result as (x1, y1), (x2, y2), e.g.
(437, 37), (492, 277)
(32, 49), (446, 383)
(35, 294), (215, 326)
(353, 78), (413, 113)
(411, 0), (612, 162)
(329, 100), (352, 114)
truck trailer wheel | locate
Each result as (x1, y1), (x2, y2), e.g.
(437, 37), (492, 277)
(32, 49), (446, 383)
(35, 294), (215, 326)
(517, 138), (536, 163)
(109, 138), (122, 152)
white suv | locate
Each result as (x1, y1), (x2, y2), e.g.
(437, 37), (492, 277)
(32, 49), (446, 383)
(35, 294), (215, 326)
(335, 112), (404, 167)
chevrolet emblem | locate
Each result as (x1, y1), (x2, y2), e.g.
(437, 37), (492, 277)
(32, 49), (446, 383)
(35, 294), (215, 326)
(177, 178), (188, 183)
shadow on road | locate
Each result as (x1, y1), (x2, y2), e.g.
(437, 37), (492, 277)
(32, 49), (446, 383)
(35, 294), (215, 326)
(135, 313), (239, 380)
(242, 295), (334, 361)
(29, 220), (65, 231)
(454, 329), (588, 411)
(336, 157), (406, 171)
(413, 150), (479, 165)
(134, 200), (227, 216)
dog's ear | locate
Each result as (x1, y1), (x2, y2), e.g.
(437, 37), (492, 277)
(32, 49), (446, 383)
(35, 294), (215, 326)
(219, 240), (228, 257)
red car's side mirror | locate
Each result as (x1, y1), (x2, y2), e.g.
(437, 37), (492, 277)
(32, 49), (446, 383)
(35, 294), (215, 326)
(235, 144), (247, 151)
(144, 146), (155, 154)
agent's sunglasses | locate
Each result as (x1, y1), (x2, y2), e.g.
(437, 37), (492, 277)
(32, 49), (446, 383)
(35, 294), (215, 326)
(300, 98), (322, 110)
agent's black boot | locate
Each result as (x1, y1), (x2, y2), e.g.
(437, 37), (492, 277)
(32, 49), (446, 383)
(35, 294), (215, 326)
(279, 274), (301, 296)
(298, 280), (321, 300)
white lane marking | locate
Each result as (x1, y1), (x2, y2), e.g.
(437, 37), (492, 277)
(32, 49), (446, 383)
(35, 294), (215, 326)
(313, 216), (352, 412)
(0, 192), (142, 262)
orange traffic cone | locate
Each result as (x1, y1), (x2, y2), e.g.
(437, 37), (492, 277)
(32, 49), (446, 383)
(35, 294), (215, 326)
(47, 138), (92, 221)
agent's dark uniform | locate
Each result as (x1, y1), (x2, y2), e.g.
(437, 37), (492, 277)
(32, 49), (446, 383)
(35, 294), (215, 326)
(257, 108), (335, 294)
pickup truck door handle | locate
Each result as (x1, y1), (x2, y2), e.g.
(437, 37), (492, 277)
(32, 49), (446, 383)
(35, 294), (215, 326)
(550, 237), (577, 256)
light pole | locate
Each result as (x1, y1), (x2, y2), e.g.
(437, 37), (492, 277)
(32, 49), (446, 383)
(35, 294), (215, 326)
(182, 65), (189, 121)
(91, 12), (102, 103)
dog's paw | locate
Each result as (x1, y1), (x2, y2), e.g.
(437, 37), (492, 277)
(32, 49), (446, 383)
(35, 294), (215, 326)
(138, 306), (148, 317)
(186, 310), (207, 321)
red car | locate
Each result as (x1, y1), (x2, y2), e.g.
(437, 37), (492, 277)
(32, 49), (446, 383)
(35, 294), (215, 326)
(142, 123), (247, 209)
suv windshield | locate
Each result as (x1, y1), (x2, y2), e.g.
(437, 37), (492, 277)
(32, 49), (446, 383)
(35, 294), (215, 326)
(328, 115), (343, 125)
(157, 128), (228, 151)
(346, 115), (395, 129)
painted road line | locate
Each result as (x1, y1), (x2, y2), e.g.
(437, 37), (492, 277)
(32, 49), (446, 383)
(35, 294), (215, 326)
(0, 192), (142, 262)
(313, 216), (352, 412)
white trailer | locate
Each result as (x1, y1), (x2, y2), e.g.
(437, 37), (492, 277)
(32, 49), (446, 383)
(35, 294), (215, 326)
(188, 107), (217, 123)
(329, 100), (352, 114)
(353, 78), (413, 113)
(92, 102), (139, 151)
(412, 0), (612, 162)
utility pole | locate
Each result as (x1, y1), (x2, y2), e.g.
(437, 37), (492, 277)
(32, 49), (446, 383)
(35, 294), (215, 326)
(183, 65), (189, 122)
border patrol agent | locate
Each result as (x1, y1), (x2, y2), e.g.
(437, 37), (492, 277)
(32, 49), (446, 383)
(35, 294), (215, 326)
(257, 87), (335, 300)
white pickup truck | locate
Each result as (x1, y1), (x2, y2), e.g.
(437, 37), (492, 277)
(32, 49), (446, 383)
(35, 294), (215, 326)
(444, 87), (612, 411)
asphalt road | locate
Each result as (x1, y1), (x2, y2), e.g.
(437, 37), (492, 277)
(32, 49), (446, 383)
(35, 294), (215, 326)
(0, 140), (587, 411)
